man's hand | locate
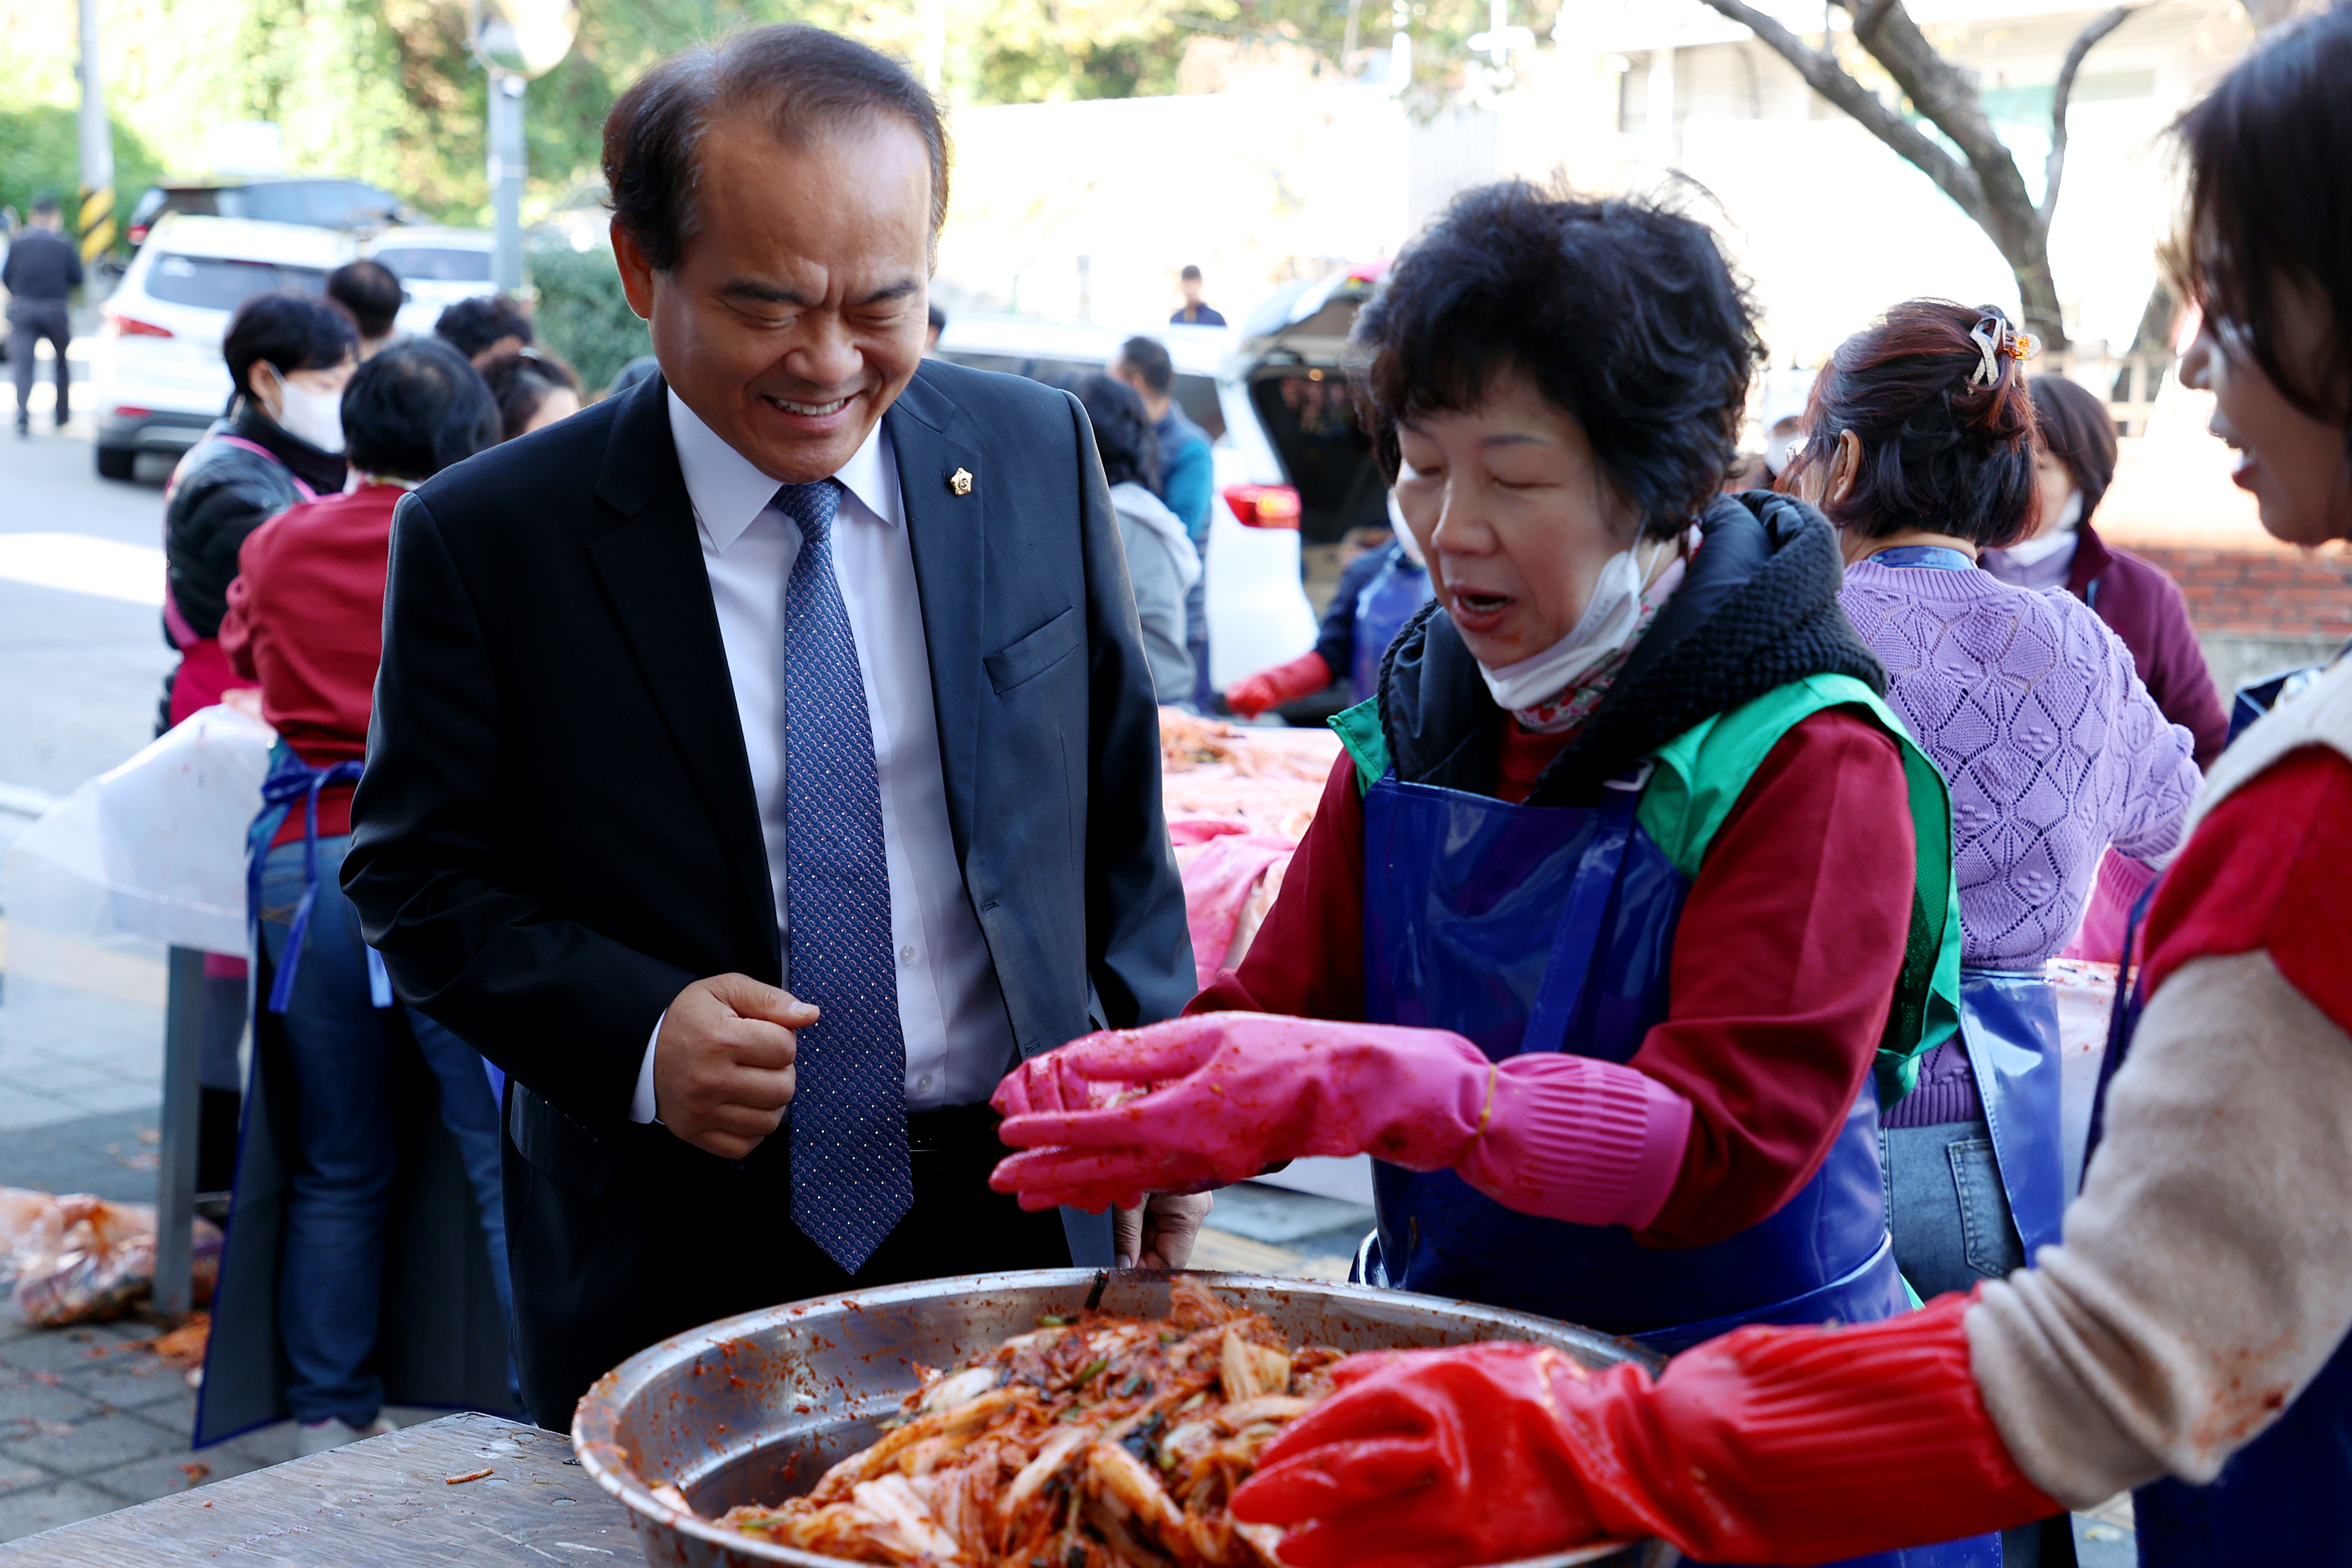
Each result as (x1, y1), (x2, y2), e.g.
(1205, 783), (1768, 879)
(653, 974), (817, 1160)
(1114, 1191), (1214, 1269)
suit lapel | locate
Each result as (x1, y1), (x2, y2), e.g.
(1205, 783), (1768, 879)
(588, 378), (778, 965)
(888, 369), (988, 868)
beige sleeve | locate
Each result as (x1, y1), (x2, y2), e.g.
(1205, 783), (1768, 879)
(1963, 950), (2352, 1508)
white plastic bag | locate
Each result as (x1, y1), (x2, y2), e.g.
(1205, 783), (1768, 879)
(95, 704), (277, 955)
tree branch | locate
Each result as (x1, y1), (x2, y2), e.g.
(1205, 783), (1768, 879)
(2043, 3), (2143, 222)
(1688, 0), (1987, 222)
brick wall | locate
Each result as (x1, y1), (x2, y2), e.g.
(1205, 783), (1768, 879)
(2121, 543), (2352, 641)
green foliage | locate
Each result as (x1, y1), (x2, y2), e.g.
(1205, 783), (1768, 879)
(0, 104), (166, 248)
(528, 241), (650, 395)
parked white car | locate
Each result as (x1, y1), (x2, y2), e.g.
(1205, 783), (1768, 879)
(930, 312), (1320, 695)
(365, 226), (496, 340)
(89, 214), (355, 479)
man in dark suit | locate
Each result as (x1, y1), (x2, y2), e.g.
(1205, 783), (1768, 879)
(342, 25), (1203, 1427)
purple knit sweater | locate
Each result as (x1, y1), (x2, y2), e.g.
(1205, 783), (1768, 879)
(1839, 559), (2200, 1125)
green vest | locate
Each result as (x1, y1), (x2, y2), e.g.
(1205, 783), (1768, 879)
(1331, 673), (1961, 1104)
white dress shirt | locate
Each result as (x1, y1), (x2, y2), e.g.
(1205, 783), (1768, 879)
(629, 390), (1018, 1120)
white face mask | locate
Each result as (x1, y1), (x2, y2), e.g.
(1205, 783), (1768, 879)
(1474, 535), (1670, 712)
(264, 365), (346, 454)
(1763, 429), (1798, 477)
(1387, 490), (1426, 567)
(1987, 490), (2083, 568)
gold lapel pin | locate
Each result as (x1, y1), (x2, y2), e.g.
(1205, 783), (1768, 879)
(948, 467), (974, 497)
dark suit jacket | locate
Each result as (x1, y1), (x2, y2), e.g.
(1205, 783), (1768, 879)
(342, 362), (1193, 1388)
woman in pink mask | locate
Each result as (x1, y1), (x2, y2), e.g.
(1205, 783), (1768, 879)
(1208, 10), (2352, 1566)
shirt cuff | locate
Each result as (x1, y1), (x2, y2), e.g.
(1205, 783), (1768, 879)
(630, 1013), (663, 1124)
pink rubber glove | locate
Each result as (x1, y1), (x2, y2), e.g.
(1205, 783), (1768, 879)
(989, 1012), (1691, 1224)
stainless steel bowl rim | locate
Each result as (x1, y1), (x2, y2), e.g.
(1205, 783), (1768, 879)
(571, 1267), (1667, 1568)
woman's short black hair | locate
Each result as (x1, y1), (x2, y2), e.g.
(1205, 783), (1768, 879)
(603, 25), (949, 274)
(1798, 300), (2041, 549)
(476, 347), (584, 442)
(434, 294), (534, 359)
(326, 260), (404, 341)
(2171, 1), (2352, 447)
(1346, 180), (1764, 541)
(341, 338), (502, 482)
(223, 292), (357, 401)
(1072, 373), (1158, 490)
(2029, 374), (2119, 527)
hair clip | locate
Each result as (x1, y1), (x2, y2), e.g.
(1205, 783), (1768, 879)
(2008, 331), (2042, 362)
(1967, 311), (2032, 387)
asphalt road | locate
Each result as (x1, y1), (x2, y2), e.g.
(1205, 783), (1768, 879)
(0, 423), (180, 840)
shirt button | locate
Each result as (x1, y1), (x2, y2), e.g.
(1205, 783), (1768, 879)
(899, 945), (918, 965)
(917, 1074), (933, 1091)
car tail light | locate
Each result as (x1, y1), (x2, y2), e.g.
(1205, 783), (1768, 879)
(127, 224), (149, 246)
(1223, 484), (1301, 530)
(106, 312), (173, 339)
(113, 406), (153, 419)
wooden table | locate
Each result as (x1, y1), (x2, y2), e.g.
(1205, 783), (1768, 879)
(0, 1413), (640, 1567)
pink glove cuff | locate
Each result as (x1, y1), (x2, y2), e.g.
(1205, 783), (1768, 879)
(1456, 1055), (1693, 1229)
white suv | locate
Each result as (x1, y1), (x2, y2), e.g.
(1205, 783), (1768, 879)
(931, 312), (1320, 693)
(90, 214), (355, 479)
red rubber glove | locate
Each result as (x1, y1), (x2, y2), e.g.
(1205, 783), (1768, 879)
(1224, 650), (1333, 718)
(1231, 1291), (2062, 1568)
(989, 1012), (1691, 1223)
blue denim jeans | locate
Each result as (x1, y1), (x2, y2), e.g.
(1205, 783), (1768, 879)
(257, 833), (512, 1426)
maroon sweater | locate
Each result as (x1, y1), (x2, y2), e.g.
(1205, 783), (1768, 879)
(1190, 708), (1918, 1250)
(2067, 521), (2229, 767)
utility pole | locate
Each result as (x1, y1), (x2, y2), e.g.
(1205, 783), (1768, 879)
(75, 0), (115, 262)
(487, 74), (526, 295)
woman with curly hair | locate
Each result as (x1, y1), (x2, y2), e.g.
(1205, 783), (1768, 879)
(1216, 8), (2352, 1566)
(992, 181), (1990, 1565)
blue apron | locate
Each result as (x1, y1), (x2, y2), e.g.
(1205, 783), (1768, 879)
(2084, 895), (2352, 1562)
(1351, 768), (1995, 1568)
(1957, 970), (2066, 1264)
(1349, 551), (1434, 703)
(247, 742), (391, 1015)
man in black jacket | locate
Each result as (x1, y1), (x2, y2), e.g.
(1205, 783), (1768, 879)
(342, 25), (1203, 1426)
(5, 196), (82, 436)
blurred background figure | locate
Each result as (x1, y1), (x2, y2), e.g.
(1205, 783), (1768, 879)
(1995, 374), (2229, 764)
(605, 353), (661, 400)
(213, 337), (513, 1456)
(476, 346), (584, 440)
(1111, 335), (1214, 704)
(1226, 491), (1430, 717)
(161, 292), (356, 734)
(1170, 263), (1225, 326)
(1073, 372), (1199, 706)
(325, 260), (406, 360)
(434, 292), (533, 365)
(5, 194), (82, 438)
(925, 301), (946, 352)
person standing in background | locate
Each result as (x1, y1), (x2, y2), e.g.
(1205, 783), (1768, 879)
(1170, 264), (1226, 327)
(325, 261), (405, 359)
(5, 194), (82, 438)
(432, 293), (533, 365)
(1112, 336), (1214, 706)
(475, 346), (584, 440)
(1990, 374), (2229, 764)
(213, 337), (513, 1455)
(1072, 373), (1199, 706)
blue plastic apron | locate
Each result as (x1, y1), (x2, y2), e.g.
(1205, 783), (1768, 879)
(1349, 551), (1434, 702)
(1956, 970), (2065, 1264)
(2082, 894), (2352, 1562)
(1352, 768), (1995, 1568)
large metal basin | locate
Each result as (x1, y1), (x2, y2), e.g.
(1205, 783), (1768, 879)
(573, 1267), (1677, 1568)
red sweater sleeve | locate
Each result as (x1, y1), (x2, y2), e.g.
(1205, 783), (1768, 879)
(2141, 744), (2352, 1036)
(1189, 752), (1367, 1021)
(218, 517), (276, 684)
(1631, 708), (1915, 1248)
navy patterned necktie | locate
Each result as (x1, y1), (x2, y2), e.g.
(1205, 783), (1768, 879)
(773, 479), (912, 1273)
